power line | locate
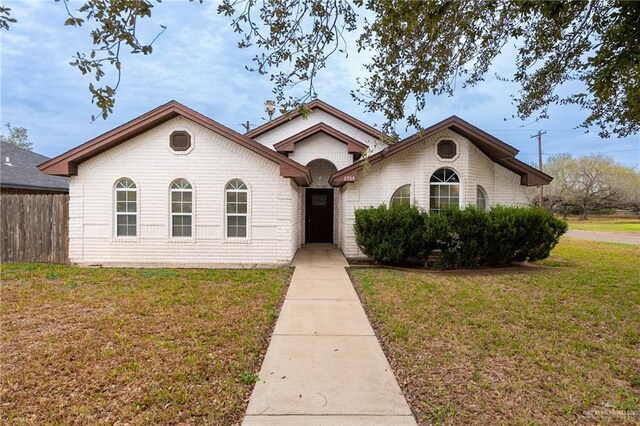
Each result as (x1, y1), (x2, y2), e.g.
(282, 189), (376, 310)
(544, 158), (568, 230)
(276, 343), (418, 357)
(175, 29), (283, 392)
(487, 129), (587, 133)
(519, 148), (640, 156)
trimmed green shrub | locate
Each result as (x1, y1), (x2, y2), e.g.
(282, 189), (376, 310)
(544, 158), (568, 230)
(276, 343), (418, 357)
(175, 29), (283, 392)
(483, 206), (518, 266)
(501, 206), (568, 262)
(354, 204), (424, 265)
(354, 204), (567, 269)
(424, 207), (490, 268)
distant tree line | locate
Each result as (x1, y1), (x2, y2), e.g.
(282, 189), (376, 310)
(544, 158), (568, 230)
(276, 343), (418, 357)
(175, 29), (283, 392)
(0, 123), (32, 151)
(540, 154), (640, 219)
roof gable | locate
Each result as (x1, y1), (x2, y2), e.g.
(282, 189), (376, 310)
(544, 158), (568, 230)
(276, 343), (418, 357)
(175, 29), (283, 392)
(246, 99), (384, 141)
(329, 116), (552, 187)
(272, 123), (369, 154)
(38, 101), (311, 186)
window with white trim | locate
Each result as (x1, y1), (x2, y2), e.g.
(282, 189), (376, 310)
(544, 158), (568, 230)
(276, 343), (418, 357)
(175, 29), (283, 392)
(226, 179), (248, 238)
(477, 185), (488, 211)
(429, 168), (460, 213)
(170, 178), (192, 237)
(390, 184), (411, 207)
(115, 178), (137, 237)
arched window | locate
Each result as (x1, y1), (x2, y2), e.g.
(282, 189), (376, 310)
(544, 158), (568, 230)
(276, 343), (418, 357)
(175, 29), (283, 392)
(429, 168), (460, 213)
(477, 186), (488, 211)
(115, 178), (137, 236)
(226, 179), (248, 238)
(390, 184), (411, 207)
(170, 178), (192, 237)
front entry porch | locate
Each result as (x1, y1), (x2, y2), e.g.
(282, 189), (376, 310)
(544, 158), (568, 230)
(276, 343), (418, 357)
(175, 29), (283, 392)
(305, 188), (334, 243)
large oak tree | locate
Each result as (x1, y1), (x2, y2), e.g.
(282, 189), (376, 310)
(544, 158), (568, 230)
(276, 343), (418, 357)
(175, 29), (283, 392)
(2, 1), (638, 136)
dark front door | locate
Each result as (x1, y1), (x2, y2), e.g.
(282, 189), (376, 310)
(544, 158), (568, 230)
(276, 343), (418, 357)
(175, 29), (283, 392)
(305, 189), (334, 243)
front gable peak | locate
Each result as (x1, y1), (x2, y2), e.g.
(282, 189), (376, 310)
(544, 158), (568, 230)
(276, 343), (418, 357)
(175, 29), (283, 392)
(245, 99), (384, 141)
(329, 115), (552, 187)
(273, 123), (369, 155)
(38, 101), (311, 186)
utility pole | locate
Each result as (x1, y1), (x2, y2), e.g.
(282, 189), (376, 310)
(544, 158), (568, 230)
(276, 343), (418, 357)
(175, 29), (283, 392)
(531, 130), (546, 207)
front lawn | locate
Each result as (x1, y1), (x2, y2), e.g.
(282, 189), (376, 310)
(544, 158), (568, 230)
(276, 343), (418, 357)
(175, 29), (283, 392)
(351, 240), (639, 425)
(567, 215), (640, 233)
(1, 265), (290, 424)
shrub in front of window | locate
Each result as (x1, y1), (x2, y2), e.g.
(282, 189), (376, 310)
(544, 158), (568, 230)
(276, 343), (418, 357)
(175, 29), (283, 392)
(390, 184), (411, 207)
(354, 205), (567, 268)
(424, 207), (490, 268)
(429, 168), (460, 213)
(354, 203), (424, 265)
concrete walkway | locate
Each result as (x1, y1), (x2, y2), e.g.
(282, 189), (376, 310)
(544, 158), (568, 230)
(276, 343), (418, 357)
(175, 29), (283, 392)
(564, 230), (640, 245)
(243, 244), (416, 426)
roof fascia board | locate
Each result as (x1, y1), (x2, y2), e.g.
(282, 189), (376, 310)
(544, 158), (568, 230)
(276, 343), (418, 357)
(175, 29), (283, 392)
(246, 99), (383, 140)
(38, 101), (311, 186)
(329, 116), (552, 187)
(273, 123), (369, 154)
(1, 183), (69, 192)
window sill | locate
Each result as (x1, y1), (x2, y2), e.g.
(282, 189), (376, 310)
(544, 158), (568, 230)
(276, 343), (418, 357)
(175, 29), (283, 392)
(224, 238), (251, 244)
(112, 237), (139, 243)
(168, 237), (195, 243)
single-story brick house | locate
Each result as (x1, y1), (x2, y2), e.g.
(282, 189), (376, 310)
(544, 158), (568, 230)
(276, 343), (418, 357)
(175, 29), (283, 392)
(39, 100), (551, 266)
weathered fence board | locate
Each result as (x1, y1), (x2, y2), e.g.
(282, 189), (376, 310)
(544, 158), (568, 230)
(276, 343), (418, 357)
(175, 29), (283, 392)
(1, 194), (69, 263)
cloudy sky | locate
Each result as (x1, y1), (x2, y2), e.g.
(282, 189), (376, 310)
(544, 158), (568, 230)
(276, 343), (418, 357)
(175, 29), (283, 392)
(2, 0), (638, 168)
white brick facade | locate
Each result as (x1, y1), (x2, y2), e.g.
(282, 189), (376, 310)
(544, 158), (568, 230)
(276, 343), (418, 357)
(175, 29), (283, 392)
(62, 102), (536, 266)
(337, 131), (529, 258)
(69, 117), (301, 266)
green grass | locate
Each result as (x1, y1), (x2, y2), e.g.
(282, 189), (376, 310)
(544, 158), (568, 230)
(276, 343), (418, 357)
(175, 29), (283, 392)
(351, 240), (640, 425)
(567, 216), (640, 233)
(1, 264), (290, 424)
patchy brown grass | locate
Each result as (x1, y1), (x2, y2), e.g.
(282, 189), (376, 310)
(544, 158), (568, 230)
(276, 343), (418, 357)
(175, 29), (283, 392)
(1, 265), (290, 425)
(351, 240), (640, 425)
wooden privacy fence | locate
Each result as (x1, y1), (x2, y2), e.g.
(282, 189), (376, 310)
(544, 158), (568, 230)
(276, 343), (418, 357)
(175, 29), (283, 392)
(1, 194), (69, 264)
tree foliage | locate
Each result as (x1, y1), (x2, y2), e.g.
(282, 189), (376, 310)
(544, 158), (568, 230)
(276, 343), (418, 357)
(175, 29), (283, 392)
(0, 123), (33, 151)
(544, 154), (640, 218)
(0, 5), (17, 30)
(2, 1), (638, 137)
(355, 1), (640, 137)
(55, 0), (167, 120)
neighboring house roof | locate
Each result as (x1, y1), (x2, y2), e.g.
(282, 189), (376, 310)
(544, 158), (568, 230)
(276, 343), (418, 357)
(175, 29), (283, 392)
(0, 142), (69, 192)
(245, 99), (384, 140)
(273, 123), (369, 154)
(38, 101), (311, 186)
(329, 115), (553, 187)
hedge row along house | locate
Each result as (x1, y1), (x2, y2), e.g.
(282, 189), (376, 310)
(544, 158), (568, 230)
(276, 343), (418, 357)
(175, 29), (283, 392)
(39, 100), (552, 266)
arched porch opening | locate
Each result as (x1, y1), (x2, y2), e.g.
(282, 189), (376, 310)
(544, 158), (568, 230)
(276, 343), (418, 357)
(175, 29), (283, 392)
(304, 159), (338, 243)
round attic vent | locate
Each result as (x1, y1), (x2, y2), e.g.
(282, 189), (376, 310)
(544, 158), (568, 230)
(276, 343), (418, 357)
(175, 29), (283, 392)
(437, 139), (456, 159)
(170, 131), (191, 152)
